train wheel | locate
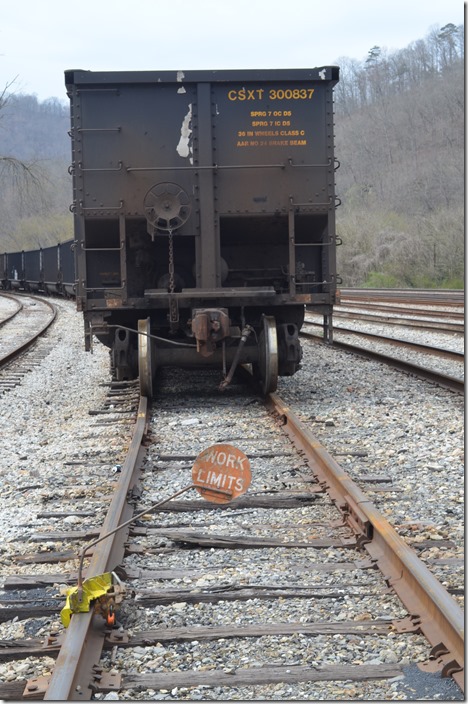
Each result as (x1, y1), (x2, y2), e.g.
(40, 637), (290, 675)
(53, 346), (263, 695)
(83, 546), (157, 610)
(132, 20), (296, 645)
(138, 317), (153, 398)
(254, 315), (278, 395)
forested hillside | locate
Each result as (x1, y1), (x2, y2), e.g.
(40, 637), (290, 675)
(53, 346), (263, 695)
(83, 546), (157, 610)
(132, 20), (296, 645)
(334, 23), (464, 287)
(0, 93), (71, 249)
(0, 22), (464, 286)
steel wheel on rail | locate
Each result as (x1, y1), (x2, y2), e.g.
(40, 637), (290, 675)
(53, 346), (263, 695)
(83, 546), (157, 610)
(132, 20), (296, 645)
(253, 315), (278, 395)
(138, 317), (153, 398)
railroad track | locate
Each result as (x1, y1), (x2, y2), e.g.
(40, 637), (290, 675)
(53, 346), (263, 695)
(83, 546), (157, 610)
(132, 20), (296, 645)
(0, 293), (57, 393)
(1, 362), (463, 701)
(0, 292), (23, 326)
(331, 309), (464, 336)
(335, 289), (464, 336)
(303, 320), (463, 363)
(337, 302), (465, 321)
(0, 292), (463, 701)
(302, 321), (464, 395)
(338, 289), (464, 307)
(304, 289), (464, 395)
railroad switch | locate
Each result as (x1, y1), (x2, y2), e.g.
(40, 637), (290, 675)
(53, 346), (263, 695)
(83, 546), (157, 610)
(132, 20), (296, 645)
(60, 571), (126, 628)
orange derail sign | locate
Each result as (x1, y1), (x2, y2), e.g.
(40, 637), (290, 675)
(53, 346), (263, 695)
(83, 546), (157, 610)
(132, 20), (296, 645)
(192, 443), (252, 504)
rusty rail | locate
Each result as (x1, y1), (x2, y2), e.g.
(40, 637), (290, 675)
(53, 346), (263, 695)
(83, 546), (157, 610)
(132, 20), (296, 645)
(266, 393), (464, 692)
(0, 291), (23, 327)
(301, 331), (464, 395)
(37, 396), (149, 701)
(338, 288), (464, 306)
(0, 295), (56, 368)
(302, 323), (464, 362)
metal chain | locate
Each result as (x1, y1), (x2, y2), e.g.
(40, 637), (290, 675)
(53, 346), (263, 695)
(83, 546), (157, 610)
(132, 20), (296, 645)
(168, 228), (175, 293)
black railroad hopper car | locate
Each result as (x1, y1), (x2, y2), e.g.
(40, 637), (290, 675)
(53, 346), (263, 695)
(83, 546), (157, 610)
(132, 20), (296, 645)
(0, 252), (7, 289)
(59, 241), (76, 296)
(42, 244), (61, 294)
(65, 67), (340, 394)
(0, 243), (76, 295)
(23, 249), (42, 291)
(5, 251), (24, 290)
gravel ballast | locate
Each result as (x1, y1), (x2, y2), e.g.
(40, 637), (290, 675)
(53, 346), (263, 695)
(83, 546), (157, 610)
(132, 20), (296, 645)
(0, 298), (463, 700)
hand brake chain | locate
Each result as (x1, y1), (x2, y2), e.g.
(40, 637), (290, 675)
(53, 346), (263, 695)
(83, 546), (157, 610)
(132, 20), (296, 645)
(168, 228), (175, 294)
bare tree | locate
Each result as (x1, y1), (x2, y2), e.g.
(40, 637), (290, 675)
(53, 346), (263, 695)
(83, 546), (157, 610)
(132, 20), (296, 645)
(0, 79), (53, 243)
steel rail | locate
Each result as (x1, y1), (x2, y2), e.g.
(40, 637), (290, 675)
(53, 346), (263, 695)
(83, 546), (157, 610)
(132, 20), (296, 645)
(338, 288), (464, 306)
(302, 322), (464, 362)
(330, 309), (464, 334)
(0, 291), (23, 327)
(336, 301), (465, 320)
(42, 396), (149, 701)
(0, 295), (56, 368)
(266, 393), (464, 692)
(301, 332), (464, 395)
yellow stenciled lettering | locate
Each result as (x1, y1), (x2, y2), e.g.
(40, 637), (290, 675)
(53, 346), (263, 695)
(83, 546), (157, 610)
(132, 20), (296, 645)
(269, 87), (315, 100)
(228, 89), (265, 101)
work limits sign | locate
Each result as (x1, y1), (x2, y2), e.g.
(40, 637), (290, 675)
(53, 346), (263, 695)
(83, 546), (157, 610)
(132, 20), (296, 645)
(192, 443), (251, 504)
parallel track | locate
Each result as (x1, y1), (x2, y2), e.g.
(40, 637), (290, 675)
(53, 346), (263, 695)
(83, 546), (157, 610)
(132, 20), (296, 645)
(305, 289), (464, 394)
(301, 330), (464, 395)
(303, 320), (464, 362)
(0, 293), (56, 370)
(338, 289), (464, 306)
(331, 309), (463, 335)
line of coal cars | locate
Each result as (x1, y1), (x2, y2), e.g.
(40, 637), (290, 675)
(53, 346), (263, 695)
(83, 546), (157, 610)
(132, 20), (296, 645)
(0, 241), (75, 297)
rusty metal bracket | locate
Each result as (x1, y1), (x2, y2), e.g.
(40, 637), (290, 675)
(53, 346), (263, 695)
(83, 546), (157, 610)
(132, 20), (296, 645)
(441, 659), (464, 678)
(353, 558), (377, 570)
(106, 629), (130, 645)
(418, 642), (463, 678)
(90, 665), (121, 693)
(392, 615), (422, 634)
(45, 631), (64, 647)
(418, 659), (445, 674)
(344, 493), (373, 540)
(329, 518), (346, 528)
(23, 675), (50, 699)
(339, 536), (357, 547)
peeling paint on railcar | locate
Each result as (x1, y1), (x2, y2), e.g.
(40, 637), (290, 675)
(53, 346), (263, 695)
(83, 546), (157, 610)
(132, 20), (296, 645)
(176, 104), (193, 162)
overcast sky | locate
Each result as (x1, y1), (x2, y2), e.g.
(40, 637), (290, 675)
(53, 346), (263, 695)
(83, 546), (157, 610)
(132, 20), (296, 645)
(1, 0), (464, 102)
